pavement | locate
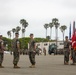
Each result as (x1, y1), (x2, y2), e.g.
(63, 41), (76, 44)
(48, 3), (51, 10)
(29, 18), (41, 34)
(0, 54), (76, 75)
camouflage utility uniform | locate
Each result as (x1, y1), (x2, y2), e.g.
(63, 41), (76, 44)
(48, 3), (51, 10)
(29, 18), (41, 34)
(64, 41), (70, 64)
(0, 40), (4, 67)
(12, 38), (20, 67)
(29, 39), (36, 66)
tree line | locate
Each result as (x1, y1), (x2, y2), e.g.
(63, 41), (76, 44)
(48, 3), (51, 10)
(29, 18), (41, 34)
(3, 37), (51, 51)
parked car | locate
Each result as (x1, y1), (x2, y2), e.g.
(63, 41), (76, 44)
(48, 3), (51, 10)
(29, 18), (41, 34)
(48, 44), (57, 55)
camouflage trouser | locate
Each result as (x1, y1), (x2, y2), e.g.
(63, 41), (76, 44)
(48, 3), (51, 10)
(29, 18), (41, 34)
(0, 53), (4, 64)
(29, 52), (36, 65)
(13, 52), (20, 65)
(72, 50), (76, 63)
(71, 49), (73, 59)
(64, 49), (69, 63)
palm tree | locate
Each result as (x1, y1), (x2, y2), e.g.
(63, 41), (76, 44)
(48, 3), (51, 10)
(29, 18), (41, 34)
(12, 28), (16, 38)
(7, 31), (11, 39)
(52, 18), (60, 54)
(44, 24), (49, 38)
(20, 19), (28, 37)
(16, 26), (21, 33)
(22, 29), (25, 37)
(23, 22), (28, 28)
(60, 25), (67, 42)
(49, 23), (53, 40)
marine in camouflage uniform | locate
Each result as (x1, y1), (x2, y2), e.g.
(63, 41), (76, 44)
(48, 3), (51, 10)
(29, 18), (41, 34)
(64, 36), (70, 65)
(12, 33), (20, 68)
(0, 35), (4, 68)
(29, 34), (36, 68)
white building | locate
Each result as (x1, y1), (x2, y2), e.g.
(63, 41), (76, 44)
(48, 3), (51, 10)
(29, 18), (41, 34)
(36, 41), (64, 54)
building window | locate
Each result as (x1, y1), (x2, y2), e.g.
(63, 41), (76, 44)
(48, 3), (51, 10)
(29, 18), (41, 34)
(37, 44), (40, 46)
(44, 43), (48, 46)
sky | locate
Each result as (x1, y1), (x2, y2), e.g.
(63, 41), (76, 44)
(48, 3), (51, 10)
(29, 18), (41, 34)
(0, 0), (76, 40)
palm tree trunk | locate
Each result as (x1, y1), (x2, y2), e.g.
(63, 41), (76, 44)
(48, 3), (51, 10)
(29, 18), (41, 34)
(22, 25), (23, 38)
(23, 32), (25, 37)
(8, 35), (11, 39)
(24, 31), (25, 37)
(24, 28), (25, 37)
(50, 28), (52, 40)
(13, 32), (14, 39)
(46, 29), (47, 38)
(55, 28), (58, 55)
(63, 32), (64, 42)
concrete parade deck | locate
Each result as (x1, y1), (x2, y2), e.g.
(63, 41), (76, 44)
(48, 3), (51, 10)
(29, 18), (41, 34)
(0, 54), (76, 75)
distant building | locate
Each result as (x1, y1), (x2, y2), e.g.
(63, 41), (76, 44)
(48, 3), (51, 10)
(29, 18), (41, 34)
(36, 41), (64, 54)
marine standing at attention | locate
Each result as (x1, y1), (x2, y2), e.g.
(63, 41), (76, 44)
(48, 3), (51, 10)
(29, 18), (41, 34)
(29, 34), (36, 68)
(12, 33), (21, 68)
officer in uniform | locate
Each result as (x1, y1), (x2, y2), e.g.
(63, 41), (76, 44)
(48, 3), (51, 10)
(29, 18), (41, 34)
(64, 36), (70, 65)
(0, 34), (4, 68)
(29, 34), (36, 68)
(11, 33), (20, 68)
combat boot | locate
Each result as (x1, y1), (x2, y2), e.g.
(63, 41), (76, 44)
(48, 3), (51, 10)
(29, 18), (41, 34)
(14, 64), (20, 68)
(0, 64), (4, 68)
(64, 61), (69, 65)
(29, 65), (33, 68)
(29, 65), (36, 68)
(32, 65), (36, 68)
(65, 62), (69, 65)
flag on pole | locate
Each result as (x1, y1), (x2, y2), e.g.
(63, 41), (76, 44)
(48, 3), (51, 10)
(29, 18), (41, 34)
(69, 23), (71, 40)
(72, 21), (76, 41)
(72, 21), (76, 50)
(73, 21), (75, 34)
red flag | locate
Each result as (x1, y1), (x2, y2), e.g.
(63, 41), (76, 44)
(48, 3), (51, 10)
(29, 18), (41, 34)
(72, 29), (76, 50)
(72, 21), (76, 50)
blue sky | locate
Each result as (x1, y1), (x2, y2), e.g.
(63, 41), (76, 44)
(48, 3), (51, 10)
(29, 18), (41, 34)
(0, 0), (76, 40)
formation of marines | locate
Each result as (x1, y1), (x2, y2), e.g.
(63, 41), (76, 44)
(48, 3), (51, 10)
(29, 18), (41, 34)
(0, 33), (36, 68)
(0, 33), (76, 68)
